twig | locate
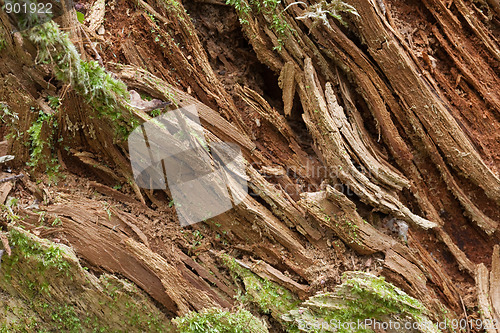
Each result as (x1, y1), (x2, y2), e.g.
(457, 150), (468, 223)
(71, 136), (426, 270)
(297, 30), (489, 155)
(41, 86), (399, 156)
(0, 155), (14, 164)
(283, 1), (307, 12)
(80, 26), (104, 66)
(459, 294), (471, 333)
(194, 0), (229, 5)
(60, 84), (71, 101)
(0, 173), (23, 184)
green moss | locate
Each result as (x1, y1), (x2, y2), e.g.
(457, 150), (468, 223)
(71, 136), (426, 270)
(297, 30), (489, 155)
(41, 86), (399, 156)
(27, 22), (139, 139)
(318, 209), (361, 245)
(3, 228), (71, 277)
(173, 307), (268, 333)
(221, 254), (300, 331)
(0, 296), (45, 333)
(47, 304), (82, 332)
(0, 319), (43, 332)
(0, 103), (20, 141)
(0, 229), (79, 331)
(225, 0), (292, 51)
(163, 0), (186, 15)
(282, 272), (439, 333)
(140, 74), (179, 108)
(239, 270), (299, 316)
(25, 109), (60, 179)
(335, 273), (425, 321)
(0, 227), (173, 332)
(342, 216), (359, 242)
(96, 275), (168, 332)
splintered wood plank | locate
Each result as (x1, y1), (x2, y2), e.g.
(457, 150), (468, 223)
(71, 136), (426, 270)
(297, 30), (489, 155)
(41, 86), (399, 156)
(490, 245), (500, 332)
(85, 0), (105, 32)
(435, 228), (475, 276)
(24, 208), (180, 314)
(324, 82), (409, 191)
(302, 58), (435, 230)
(476, 263), (498, 333)
(247, 165), (323, 242)
(300, 186), (388, 255)
(238, 258), (309, 299)
(114, 65), (256, 155)
(350, 0), (500, 204)
(89, 181), (144, 207)
(0, 181), (12, 204)
(177, 250), (235, 300)
(20, 200), (222, 315)
(278, 62), (296, 117)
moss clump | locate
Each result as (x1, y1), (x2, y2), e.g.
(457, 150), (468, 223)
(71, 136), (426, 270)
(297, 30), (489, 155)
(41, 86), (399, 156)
(173, 307), (268, 333)
(0, 227), (173, 332)
(342, 272), (424, 318)
(96, 274), (170, 332)
(282, 272), (439, 333)
(0, 229), (79, 332)
(27, 22), (139, 139)
(221, 254), (300, 331)
(0, 291), (45, 333)
(3, 228), (71, 279)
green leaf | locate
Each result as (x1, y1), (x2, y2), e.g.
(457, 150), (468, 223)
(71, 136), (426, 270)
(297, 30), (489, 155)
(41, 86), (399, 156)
(76, 11), (85, 24)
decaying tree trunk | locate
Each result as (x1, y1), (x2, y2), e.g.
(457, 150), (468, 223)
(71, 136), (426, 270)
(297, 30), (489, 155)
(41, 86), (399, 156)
(0, 0), (499, 331)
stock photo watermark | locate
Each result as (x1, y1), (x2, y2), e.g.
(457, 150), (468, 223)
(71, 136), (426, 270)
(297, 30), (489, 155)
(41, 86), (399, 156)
(128, 105), (248, 227)
(298, 318), (499, 332)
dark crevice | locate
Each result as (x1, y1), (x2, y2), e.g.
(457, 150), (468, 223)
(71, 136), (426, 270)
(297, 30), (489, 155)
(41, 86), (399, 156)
(287, 94), (317, 155)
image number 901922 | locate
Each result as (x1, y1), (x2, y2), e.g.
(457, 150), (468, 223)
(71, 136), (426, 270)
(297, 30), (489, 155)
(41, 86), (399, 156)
(0, 0), (63, 31)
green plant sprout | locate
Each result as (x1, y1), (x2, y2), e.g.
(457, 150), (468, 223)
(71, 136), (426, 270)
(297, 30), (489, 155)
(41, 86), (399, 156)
(28, 22), (139, 139)
(0, 103), (20, 139)
(173, 308), (268, 333)
(226, 0), (293, 51)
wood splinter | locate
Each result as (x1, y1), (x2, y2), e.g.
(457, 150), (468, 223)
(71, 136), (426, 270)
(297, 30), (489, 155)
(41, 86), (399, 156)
(0, 173), (24, 184)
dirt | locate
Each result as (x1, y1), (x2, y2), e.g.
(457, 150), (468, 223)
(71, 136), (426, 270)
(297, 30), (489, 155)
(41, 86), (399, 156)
(386, 0), (500, 266)
(388, 0), (500, 174)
